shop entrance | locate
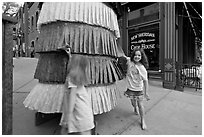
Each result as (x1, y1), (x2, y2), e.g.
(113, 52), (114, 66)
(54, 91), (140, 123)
(128, 23), (160, 71)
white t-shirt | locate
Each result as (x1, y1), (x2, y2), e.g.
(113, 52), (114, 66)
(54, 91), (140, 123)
(60, 79), (94, 133)
(126, 58), (148, 91)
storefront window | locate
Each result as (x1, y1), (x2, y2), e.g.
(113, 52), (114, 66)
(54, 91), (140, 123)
(129, 24), (160, 71)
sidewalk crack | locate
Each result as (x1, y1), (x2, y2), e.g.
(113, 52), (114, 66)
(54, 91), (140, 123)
(13, 79), (34, 92)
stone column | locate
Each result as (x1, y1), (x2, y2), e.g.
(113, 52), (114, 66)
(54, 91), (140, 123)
(161, 2), (177, 89)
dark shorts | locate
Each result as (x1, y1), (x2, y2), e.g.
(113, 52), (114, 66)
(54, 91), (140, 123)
(124, 89), (144, 101)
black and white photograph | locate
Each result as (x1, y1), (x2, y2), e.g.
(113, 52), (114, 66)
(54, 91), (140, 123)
(2, 1), (202, 135)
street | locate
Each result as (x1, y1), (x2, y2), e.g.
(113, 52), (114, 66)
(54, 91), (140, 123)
(13, 57), (202, 135)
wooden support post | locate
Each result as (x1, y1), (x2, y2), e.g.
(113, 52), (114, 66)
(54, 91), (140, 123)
(2, 15), (17, 135)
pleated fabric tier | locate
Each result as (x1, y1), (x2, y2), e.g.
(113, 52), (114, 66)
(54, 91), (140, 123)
(37, 2), (120, 38)
(35, 52), (123, 85)
(87, 83), (121, 115)
(24, 2), (123, 114)
(23, 83), (65, 113)
(23, 82), (120, 114)
(35, 21), (118, 57)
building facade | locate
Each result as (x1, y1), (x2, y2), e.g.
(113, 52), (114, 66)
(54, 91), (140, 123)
(19, 2), (202, 90)
(119, 2), (202, 90)
(16, 2), (42, 57)
(27, 2), (41, 57)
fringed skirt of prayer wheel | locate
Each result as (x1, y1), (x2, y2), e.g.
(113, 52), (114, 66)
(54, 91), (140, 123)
(23, 2), (123, 115)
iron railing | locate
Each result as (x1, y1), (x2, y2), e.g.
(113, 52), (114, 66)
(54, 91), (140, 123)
(176, 63), (202, 91)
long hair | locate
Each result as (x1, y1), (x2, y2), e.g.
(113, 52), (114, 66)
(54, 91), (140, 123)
(67, 55), (89, 86)
(130, 48), (149, 69)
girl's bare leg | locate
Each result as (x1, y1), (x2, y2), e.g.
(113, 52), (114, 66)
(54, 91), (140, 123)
(137, 100), (147, 130)
(131, 99), (139, 115)
(60, 126), (68, 135)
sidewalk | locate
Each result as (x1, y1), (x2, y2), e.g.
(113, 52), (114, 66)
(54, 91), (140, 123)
(12, 58), (202, 135)
(118, 81), (202, 135)
(94, 80), (202, 135)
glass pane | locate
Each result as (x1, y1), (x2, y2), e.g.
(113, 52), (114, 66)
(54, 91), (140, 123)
(128, 23), (160, 71)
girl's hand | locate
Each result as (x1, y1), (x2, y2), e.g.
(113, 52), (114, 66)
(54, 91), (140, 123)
(66, 47), (72, 58)
(144, 93), (150, 101)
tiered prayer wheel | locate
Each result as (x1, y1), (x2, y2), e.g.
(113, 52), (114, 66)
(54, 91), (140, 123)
(24, 2), (123, 115)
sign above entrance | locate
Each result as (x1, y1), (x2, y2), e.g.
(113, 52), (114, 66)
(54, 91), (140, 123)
(131, 32), (155, 40)
(130, 32), (157, 51)
(128, 28), (159, 71)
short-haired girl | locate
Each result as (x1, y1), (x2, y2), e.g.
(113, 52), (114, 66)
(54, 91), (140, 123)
(124, 48), (150, 130)
(60, 53), (95, 135)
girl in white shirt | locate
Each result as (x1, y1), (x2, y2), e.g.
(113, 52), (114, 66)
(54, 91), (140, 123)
(124, 48), (150, 130)
(60, 54), (94, 135)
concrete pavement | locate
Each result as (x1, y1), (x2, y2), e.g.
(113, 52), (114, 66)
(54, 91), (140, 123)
(12, 57), (202, 135)
(120, 83), (202, 135)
